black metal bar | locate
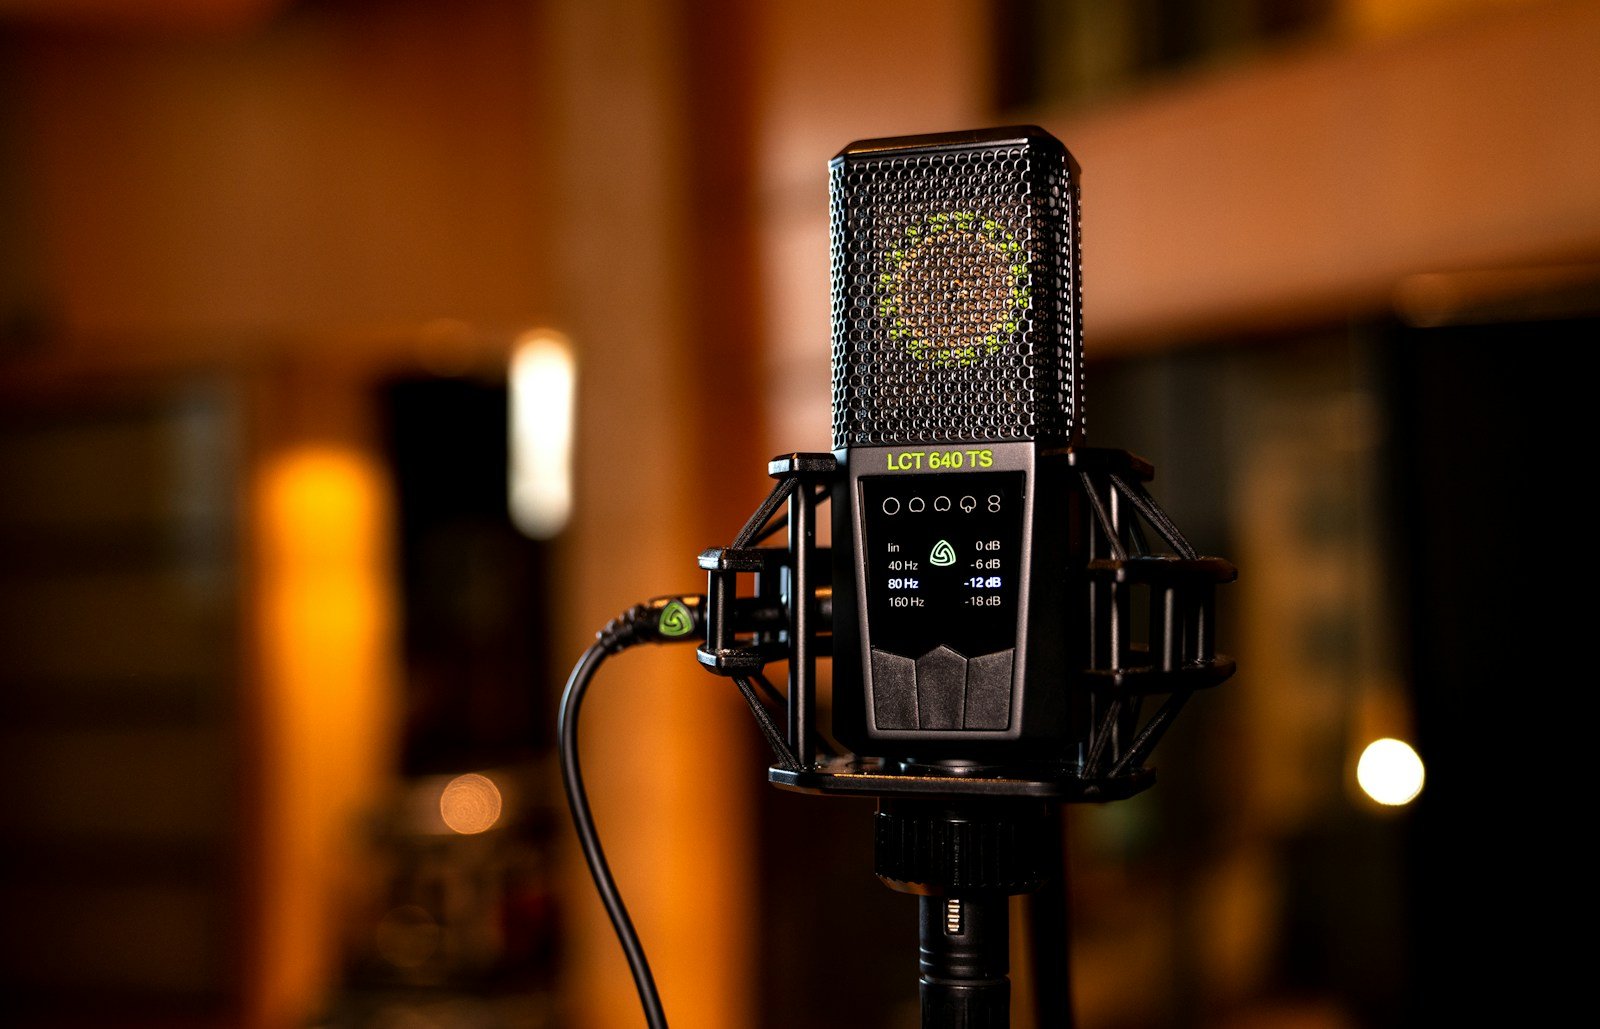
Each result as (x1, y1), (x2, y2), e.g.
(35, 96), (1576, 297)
(1179, 583), (1197, 665)
(1109, 690), (1193, 778)
(1109, 474), (1197, 560)
(735, 476), (796, 548)
(1128, 509), (1151, 557)
(1109, 578), (1124, 672)
(1080, 471), (1125, 561)
(706, 566), (730, 656)
(734, 675), (800, 771)
(1109, 477), (1126, 557)
(1082, 696), (1119, 779)
(1159, 585), (1178, 672)
(1082, 473), (1116, 678)
(1024, 814), (1075, 1029)
(788, 476), (817, 768)
(750, 669), (786, 709)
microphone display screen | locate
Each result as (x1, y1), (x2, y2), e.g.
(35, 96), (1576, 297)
(860, 472), (1024, 660)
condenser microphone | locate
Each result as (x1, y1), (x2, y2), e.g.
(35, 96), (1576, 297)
(568, 124), (1235, 1029)
(828, 126), (1087, 762)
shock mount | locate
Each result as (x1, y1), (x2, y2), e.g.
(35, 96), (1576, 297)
(696, 450), (1236, 1027)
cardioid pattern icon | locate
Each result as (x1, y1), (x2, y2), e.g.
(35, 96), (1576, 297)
(877, 210), (1029, 369)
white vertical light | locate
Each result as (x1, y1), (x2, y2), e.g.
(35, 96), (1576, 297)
(509, 330), (576, 539)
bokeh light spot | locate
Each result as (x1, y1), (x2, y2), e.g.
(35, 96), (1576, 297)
(1357, 738), (1425, 806)
(439, 772), (502, 834)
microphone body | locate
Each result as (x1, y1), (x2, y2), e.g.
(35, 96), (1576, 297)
(827, 127), (1088, 763)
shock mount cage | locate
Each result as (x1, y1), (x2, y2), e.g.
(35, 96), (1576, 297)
(696, 449), (1237, 804)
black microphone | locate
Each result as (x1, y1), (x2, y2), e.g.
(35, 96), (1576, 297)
(827, 125), (1088, 764)
(576, 124), (1235, 1029)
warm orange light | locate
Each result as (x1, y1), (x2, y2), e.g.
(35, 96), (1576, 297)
(439, 772), (502, 834)
(253, 443), (395, 1026)
(260, 447), (386, 571)
(1342, 0), (1524, 40)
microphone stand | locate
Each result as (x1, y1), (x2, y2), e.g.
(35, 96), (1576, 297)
(698, 452), (1234, 1029)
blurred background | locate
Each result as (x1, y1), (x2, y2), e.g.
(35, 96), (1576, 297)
(0, 0), (1589, 1026)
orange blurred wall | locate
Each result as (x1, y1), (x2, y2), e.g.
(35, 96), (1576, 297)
(4, 0), (1597, 1025)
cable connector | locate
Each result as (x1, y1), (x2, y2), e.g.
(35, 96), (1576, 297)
(597, 594), (706, 653)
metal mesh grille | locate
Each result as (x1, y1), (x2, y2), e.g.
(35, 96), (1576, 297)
(830, 134), (1082, 449)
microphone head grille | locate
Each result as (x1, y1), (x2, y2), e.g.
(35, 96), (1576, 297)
(829, 127), (1082, 450)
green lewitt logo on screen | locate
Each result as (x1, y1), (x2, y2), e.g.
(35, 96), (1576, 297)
(659, 599), (694, 637)
(930, 540), (957, 567)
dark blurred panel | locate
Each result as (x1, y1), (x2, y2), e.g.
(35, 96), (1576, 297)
(1047, 308), (1586, 1026)
(1384, 315), (1571, 1024)
(0, 380), (243, 1023)
(314, 379), (565, 1028)
(1073, 332), (1413, 1027)
(383, 377), (553, 775)
(321, 770), (562, 1029)
(995, 0), (1336, 110)
(756, 789), (912, 1029)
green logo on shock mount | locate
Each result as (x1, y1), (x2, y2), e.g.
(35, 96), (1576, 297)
(929, 540), (958, 567)
(659, 599), (694, 637)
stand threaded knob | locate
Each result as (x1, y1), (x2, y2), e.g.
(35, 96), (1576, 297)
(874, 800), (1052, 895)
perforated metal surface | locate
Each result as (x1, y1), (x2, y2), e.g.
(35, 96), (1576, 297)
(829, 127), (1082, 449)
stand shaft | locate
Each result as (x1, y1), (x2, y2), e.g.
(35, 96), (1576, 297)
(919, 895), (1009, 1028)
